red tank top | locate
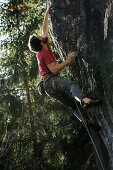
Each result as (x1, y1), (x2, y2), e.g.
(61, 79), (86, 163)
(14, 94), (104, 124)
(37, 37), (56, 77)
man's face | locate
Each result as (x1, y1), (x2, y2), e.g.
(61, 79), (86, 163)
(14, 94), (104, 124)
(36, 36), (47, 44)
(36, 36), (43, 40)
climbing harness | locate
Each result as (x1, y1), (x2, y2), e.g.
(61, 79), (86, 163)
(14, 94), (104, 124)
(37, 72), (53, 95)
(74, 99), (105, 170)
(37, 80), (45, 95)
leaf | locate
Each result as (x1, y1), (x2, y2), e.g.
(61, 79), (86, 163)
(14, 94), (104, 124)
(19, 5), (26, 8)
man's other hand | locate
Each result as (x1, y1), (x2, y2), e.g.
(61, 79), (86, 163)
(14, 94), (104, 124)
(67, 52), (77, 63)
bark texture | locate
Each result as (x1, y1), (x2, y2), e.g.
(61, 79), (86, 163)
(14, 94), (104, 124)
(47, 0), (113, 169)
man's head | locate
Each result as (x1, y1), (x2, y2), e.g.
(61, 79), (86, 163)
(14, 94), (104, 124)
(28, 35), (42, 53)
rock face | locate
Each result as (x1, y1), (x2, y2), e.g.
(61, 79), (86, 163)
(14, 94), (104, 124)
(48, 0), (113, 169)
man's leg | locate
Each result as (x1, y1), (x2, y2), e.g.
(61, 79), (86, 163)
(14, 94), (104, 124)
(53, 77), (101, 109)
(53, 76), (84, 100)
(44, 76), (101, 120)
(43, 76), (88, 121)
(44, 76), (95, 110)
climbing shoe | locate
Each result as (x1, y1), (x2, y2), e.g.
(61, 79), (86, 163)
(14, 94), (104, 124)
(81, 99), (102, 109)
(85, 119), (101, 132)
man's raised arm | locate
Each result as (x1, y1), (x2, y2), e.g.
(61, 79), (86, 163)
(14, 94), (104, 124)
(42, 6), (50, 37)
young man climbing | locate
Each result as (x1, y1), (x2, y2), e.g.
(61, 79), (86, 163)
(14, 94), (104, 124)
(28, 6), (101, 130)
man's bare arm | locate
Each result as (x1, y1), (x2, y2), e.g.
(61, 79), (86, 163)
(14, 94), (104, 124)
(47, 52), (77, 75)
(42, 6), (50, 37)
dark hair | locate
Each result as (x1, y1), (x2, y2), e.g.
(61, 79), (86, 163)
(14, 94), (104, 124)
(28, 35), (42, 53)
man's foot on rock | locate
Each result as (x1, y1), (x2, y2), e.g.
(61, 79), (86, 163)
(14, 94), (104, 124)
(81, 99), (102, 109)
(85, 119), (101, 132)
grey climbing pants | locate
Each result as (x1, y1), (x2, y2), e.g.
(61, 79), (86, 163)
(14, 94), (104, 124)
(43, 76), (86, 121)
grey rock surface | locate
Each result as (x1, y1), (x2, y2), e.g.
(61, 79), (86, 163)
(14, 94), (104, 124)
(47, 0), (113, 169)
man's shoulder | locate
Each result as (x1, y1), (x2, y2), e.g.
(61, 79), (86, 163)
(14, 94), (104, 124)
(37, 50), (44, 55)
(37, 51), (43, 59)
(41, 49), (50, 54)
(37, 50), (50, 58)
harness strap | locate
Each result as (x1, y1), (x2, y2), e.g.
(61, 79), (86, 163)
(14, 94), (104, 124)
(51, 79), (55, 89)
(42, 72), (51, 77)
(42, 72), (53, 80)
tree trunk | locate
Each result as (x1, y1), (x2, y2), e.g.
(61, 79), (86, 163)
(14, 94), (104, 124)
(23, 70), (40, 170)
(48, 0), (113, 169)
